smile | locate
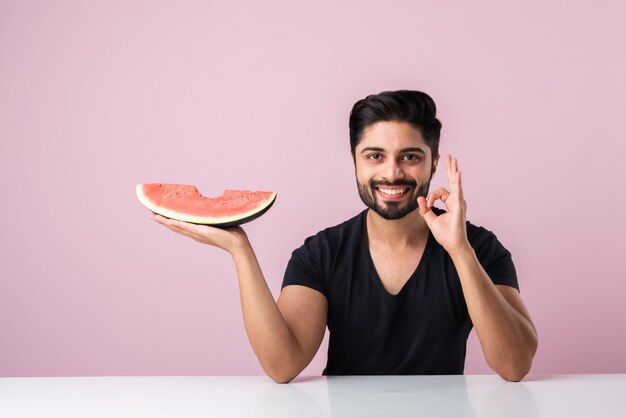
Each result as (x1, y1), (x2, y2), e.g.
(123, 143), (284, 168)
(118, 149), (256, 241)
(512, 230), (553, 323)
(375, 187), (410, 199)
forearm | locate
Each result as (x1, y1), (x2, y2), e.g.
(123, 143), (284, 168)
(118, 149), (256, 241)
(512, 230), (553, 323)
(231, 244), (304, 383)
(450, 246), (538, 381)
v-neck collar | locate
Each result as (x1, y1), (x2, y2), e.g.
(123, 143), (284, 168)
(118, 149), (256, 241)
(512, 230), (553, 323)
(361, 210), (434, 297)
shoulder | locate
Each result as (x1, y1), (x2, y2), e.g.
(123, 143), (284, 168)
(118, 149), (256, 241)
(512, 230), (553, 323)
(283, 210), (366, 290)
(297, 210), (366, 256)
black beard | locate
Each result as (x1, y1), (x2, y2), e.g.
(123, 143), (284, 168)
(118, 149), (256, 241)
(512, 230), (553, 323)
(357, 178), (430, 220)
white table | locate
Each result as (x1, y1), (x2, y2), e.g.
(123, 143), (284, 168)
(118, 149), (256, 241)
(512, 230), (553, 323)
(1, 374), (625, 417)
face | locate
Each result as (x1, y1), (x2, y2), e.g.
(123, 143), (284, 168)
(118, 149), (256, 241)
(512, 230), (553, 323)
(355, 121), (438, 220)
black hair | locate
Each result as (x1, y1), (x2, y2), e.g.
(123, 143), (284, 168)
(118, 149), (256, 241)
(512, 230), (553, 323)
(349, 90), (442, 162)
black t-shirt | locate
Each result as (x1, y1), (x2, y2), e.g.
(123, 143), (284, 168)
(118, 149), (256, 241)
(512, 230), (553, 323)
(282, 207), (519, 375)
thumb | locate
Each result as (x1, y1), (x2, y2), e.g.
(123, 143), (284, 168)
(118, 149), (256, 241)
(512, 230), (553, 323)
(417, 196), (437, 225)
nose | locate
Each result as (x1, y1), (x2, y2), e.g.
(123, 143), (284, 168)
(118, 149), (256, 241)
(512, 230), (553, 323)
(383, 160), (404, 181)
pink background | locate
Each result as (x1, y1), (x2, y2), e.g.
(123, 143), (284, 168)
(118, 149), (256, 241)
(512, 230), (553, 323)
(1, 0), (625, 377)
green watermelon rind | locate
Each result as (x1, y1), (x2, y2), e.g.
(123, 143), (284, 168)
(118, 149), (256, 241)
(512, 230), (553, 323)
(136, 184), (277, 228)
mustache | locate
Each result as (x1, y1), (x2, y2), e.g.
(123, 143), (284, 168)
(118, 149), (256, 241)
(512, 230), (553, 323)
(370, 179), (417, 188)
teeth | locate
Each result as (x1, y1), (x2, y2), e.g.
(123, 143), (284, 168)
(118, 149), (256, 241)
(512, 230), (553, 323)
(379, 188), (407, 196)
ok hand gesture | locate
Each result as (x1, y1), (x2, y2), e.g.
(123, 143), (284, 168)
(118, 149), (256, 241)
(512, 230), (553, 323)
(417, 155), (471, 255)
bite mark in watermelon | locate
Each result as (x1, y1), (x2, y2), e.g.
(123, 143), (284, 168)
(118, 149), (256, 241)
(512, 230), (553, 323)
(136, 184), (277, 227)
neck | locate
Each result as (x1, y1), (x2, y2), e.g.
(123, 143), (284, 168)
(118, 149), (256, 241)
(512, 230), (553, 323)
(366, 208), (430, 249)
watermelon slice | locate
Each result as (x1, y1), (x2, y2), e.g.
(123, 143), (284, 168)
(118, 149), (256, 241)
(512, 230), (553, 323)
(136, 184), (277, 227)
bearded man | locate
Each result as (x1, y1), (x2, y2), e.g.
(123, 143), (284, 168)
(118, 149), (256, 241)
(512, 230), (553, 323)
(151, 90), (538, 383)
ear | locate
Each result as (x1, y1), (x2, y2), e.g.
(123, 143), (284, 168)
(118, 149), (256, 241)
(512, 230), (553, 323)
(430, 155), (440, 179)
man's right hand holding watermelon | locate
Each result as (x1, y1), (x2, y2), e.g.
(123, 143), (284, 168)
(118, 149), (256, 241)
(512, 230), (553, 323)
(150, 213), (328, 384)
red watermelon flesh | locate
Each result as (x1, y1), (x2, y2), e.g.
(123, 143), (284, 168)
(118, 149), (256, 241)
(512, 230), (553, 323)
(136, 184), (276, 227)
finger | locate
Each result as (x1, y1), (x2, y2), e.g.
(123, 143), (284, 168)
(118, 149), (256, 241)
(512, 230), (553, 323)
(151, 214), (179, 230)
(417, 196), (437, 225)
(157, 219), (189, 235)
(447, 155), (457, 190)
(167, 224), (195, 238)
(150, 213), (166, 223)
(454, 158), (463, 191)
(446, 154), (452, 182)
(166, 220), (214, 238)
(165, 218), (195, 230)
(426, 187), (450, 207)
(151, 214), (185, 228)
(151, 214), (198, 235)
(455, 170), (463, 194)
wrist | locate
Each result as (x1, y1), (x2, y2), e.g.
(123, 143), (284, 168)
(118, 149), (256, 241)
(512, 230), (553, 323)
(447, 240), (473, 260)
(230, 238), (253, 260)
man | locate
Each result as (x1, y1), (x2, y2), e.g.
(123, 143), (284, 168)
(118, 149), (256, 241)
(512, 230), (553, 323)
(151, 90), (538, 383)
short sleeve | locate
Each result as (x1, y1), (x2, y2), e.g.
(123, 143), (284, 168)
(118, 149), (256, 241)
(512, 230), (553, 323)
(471, 227), (519, 291)
(282, 235), (328, 296)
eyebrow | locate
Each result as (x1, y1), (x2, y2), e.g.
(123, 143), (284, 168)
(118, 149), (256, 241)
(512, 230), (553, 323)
(360, 146), (426, 155)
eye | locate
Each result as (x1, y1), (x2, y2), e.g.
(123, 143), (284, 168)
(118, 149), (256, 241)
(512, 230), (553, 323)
(402, 154), (422, 162)
(368, 153), (383, 161)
